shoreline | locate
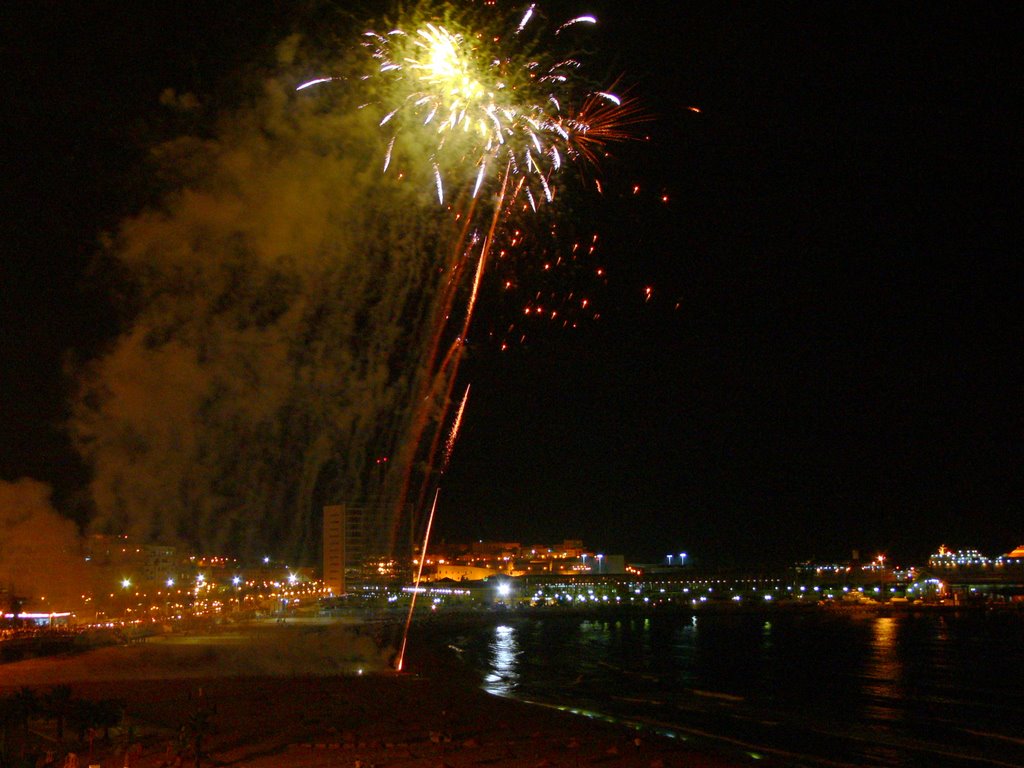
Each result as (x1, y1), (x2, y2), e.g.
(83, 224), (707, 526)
(0, 622), (765, 768)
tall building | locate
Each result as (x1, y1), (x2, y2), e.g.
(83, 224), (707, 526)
(322, 502), (413, 593)
(322, 505), (346, 594)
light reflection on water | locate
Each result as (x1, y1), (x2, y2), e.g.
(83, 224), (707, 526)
(863, 616), (903, 723)
(483, 624), (519, 696)
(466, 611), (1024, 767)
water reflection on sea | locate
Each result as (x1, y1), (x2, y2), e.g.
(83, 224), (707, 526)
(460, 610), (1024, 767)
(484, 623), (520, 695)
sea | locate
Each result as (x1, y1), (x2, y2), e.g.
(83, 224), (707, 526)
(435, 608), (1024, 767)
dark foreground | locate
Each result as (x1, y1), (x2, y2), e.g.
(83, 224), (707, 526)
(0, 621), (756, 768)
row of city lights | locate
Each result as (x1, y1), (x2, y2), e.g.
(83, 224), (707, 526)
(119, 572), (302, 590)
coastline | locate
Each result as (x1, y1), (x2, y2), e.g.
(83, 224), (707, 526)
(0, 621), (761, 768)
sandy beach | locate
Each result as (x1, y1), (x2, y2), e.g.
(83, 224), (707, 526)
(0, 622), (757, 768)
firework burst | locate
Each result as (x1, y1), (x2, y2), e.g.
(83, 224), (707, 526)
(301, 2), (638, 211)
(296, 1), (643, 560)
(368, 10), (578, 206)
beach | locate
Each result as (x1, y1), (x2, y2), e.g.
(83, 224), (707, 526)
(0, 622), (752, 768)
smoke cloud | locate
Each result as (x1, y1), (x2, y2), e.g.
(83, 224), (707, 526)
(70, 55), (455, 563)
(0, 477), (88, 608)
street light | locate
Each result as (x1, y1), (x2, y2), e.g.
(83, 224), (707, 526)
(680, 552), (688, 566)
(596, 554), (604, 573)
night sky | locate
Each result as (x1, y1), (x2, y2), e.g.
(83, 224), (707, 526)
(2, 2), (1020, 566)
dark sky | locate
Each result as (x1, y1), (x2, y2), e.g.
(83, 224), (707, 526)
(2, 2), (1020, 566)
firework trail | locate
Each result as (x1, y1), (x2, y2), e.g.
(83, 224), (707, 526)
(395, 485), (440, 672)
(395, 380), (465, 670)
(298, 0), (643, 552)
(442, 383), (471, 472)
(402, 163), (512, 517)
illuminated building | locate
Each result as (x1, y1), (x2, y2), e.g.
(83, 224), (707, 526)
(322, 503), (413, 594)
(419, 539), (619, 579)
(929, 545), (993, 568)
(83, 534), (180, 585)
(322, 505), (345, 595)
(470, 541), (523, 558)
